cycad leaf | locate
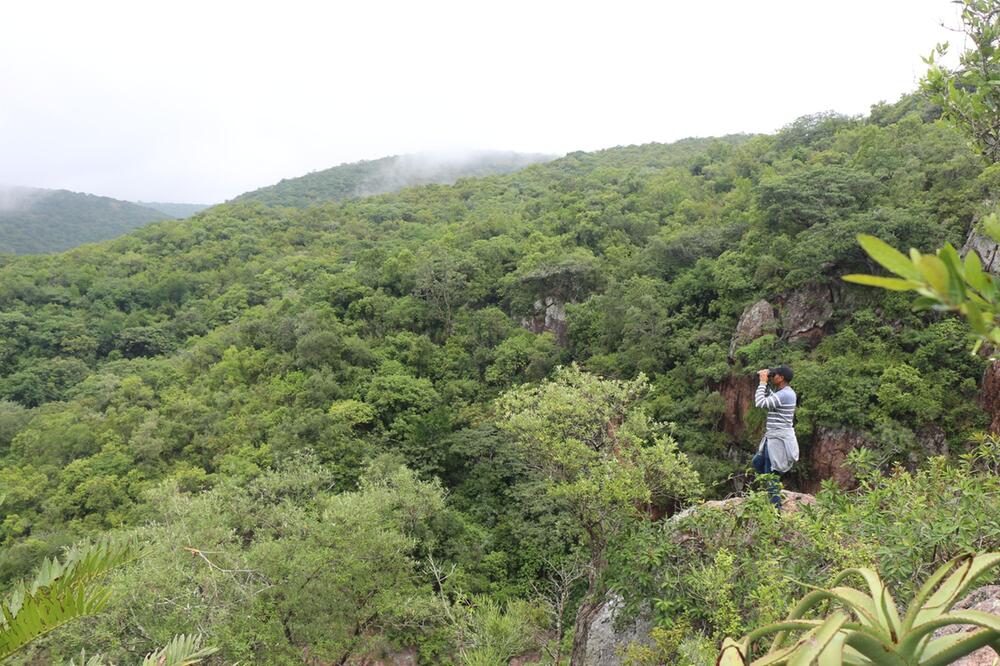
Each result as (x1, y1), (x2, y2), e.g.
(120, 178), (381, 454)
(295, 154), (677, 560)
(141, 634), (218, 666)
(0, 539), (141, 660)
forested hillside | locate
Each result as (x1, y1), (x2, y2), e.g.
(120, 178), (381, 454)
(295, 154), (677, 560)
(0, 187), (202, 255)
(232, 150), (554, 207)
(3, 95), (1000, 664)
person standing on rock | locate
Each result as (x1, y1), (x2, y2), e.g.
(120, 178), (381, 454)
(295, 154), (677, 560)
(752, 364), (799, 509)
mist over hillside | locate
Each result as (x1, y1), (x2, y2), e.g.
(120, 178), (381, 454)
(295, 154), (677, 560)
(233, 149), (555, 207)
(0, 186), (172, 254)
(0, 186), (211, 255)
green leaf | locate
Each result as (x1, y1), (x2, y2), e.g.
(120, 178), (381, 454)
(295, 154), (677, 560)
(983, 213), (1000, 244)
(916, 255), (951, 298)
(842, 275), (921, 291)
(788, 612), (849, 666)
(963, 299), (990, 335)
(856, 235), (921, 280)
(920, 629), (1000, 666)
(939, 243), (968, 303)
(0, 539), (141, 660)
(964, 250), (993, 294)
(906, 553), (1000, 631)
(899, 609), (1000, 656)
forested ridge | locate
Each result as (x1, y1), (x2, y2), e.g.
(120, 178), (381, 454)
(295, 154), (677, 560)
(3, 93), (1000, 664)
(0, 187), (175, 255)
(232, 150), (554, 207)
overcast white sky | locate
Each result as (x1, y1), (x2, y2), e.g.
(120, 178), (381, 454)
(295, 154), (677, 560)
(0, 1), (964, 203)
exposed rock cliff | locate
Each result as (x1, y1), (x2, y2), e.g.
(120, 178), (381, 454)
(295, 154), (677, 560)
(521, 296), (568, 344)
(801, 428), (866, 493)
(779, 283), (835, 345)
(716, 373), (758, 441)
(962, 227), (1000, 273)
(579, 594), (654, 666)
(728, 284), (836, 358)
(729, 298), (777, 358)
(962, 225), (1000, 433)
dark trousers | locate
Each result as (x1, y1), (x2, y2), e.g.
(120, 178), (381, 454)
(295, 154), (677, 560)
(752, 440), (783, 509)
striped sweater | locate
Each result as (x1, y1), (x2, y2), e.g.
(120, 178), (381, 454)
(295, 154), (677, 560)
(754, 383), (796, 432)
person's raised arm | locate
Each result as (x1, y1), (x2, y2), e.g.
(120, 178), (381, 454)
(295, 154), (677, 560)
(754, 369), (780, 409)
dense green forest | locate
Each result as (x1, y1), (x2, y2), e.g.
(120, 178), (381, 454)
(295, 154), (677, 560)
(2, 90), (1000, 663)
(232, 150), (554, 207)
(0, 187), (203, 255)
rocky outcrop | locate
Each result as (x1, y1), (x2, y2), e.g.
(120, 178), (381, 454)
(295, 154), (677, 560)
(962, 225), (1000, 433)
(671, 490), (816, 521)
(729, 299), (777, 358)
(522, 296), (568, 344)
(917, 423), (949, 457)
(579, 594), (653, 666)
(932, 585), (1000, 665)
(981, 360), (1000, 433)
(962, 227), (1000, 273)
(728, 285), (837, 358)
(779, 284), (834, 345)
(580, 492), (816, 665)
(716, 373), (759, 440)
(372, 648), (417, 665)
(801, 428), (866, 493)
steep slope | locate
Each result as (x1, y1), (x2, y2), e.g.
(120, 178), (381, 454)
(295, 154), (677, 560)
(2, 111), (996, 662)
(232, 150), (555, 207)
(0, 186), (171, 254)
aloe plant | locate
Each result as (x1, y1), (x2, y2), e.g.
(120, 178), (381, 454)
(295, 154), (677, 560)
(717, 553), (1000, 665)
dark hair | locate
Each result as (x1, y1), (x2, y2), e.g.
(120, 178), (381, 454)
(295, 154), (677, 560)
(770, 364), (793, 382)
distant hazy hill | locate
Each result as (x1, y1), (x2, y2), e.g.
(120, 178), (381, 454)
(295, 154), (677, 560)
(233, 150), (555, 207)
(138, 202), (211, 218)
(0, 187), (206, 254)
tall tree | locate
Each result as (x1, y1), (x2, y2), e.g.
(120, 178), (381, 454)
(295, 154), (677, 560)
(495, 365), (702, 664)
(923, 0), (1000, 162)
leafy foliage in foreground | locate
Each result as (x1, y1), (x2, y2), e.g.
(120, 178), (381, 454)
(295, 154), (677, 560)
(0, 539), (139, 660)
(718, 553), (1000, 665)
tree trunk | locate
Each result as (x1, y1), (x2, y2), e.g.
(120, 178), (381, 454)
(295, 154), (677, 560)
(570, 541), (606, 665)
(569, 596), (600, 665)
